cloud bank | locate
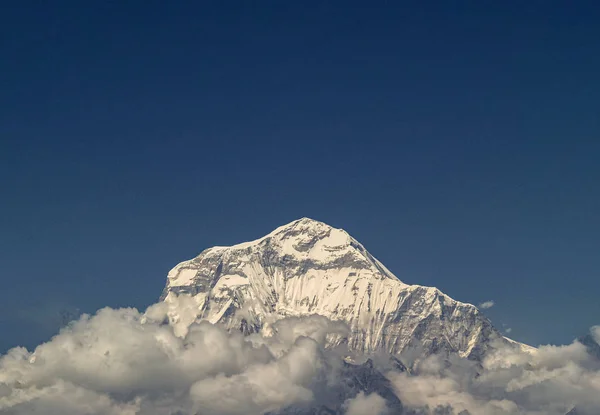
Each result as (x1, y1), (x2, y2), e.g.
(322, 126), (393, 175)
(0, 297), (599, 415)
(0, 302), (359, 415)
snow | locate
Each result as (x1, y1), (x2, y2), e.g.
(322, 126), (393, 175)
(162, 217), (533, 359)
(213, 274), (249, 290)
(307, 228), (351, 261)
(216, 218), (312, 251)
(198, 218), (351, 262)
(168, 267), (198, 286)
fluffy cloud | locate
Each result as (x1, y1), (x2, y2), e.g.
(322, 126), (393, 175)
(478, 300), (495, 309)
(0, 304), (349, 415)
(344, 392), (388, 415)
(388, 336), (600, 415)
(190, 337), (324, 415)
(1, 297), (600, 415)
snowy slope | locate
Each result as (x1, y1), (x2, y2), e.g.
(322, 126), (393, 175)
(161, 218), (527, 359)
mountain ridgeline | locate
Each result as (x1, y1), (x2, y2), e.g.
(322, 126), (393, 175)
(160, 218), (528, 362)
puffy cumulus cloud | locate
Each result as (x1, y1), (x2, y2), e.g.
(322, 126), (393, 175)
(389, 338), (600, 415)
(2, 295), (600, 415)
(0, 379), (141, 415)
(190, 337), (321, 415)
(389, 370), (519, 415)
(13, 307), (271, 396)
(344, 392), (388, 415)
(478, 301), (495, 310)
(0, 302), (354, 415)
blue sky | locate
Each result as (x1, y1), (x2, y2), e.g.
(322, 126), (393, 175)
(1, 1), (599, 352)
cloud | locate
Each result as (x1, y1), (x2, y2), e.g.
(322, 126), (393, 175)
(1, 295), (600, 415)
(190, 336), (320, 415)
(0, 301), (366, 415)
(505, 328), (512, 334)
(0, 305), (316, 414)
(388, 339), (600, 415)
(344, 392), (388, 415)
(479, 300), (495, 309)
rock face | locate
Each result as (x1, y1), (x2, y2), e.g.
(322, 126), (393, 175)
(161, 218), (523, 360)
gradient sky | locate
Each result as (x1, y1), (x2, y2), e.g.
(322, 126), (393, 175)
(1, 1), (599, 353)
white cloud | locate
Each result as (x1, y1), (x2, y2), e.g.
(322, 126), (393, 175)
(479, 300), (495, 309)
(388, 338), (600, 415)
(505, 328), (512, 334)
(1, 295), (600, 415)
(344, 392), (388, 415)
(0, 305), (345, 415)
(190, 337), (319, 415)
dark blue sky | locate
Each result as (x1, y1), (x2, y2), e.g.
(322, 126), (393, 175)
(1, 1), (599, 352)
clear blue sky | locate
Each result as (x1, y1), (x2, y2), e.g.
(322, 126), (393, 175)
(1, 1), (599, 352)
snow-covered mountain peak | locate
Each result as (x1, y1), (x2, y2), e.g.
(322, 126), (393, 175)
(166, 218), (402, 290)
(161, 218), (528, 360)
(211, 218), (374, 267)
(218, 217), (357, 261)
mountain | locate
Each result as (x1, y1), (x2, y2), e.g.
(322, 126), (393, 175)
(160, 218), (527, 361)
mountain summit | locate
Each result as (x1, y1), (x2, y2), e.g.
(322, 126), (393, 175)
(161, 218), (523, 360)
